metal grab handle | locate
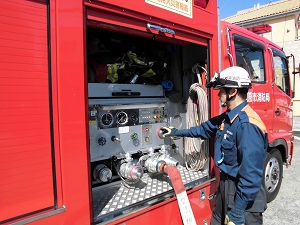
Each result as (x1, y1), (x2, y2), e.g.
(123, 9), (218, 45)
(147, 23), (175, 35)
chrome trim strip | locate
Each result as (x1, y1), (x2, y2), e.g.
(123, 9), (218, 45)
(10, 207), (66, 225)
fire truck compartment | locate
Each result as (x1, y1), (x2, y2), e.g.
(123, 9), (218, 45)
(87, 21), (211, 223)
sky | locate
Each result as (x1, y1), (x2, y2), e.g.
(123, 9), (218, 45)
(218, 0), (281, 19)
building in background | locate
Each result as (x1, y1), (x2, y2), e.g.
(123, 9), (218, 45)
(223, 0), (300, 116)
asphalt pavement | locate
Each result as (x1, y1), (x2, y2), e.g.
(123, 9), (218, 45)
(263, 121), (300, 224)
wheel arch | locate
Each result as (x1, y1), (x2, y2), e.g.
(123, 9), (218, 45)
(268, 138), (287, 163)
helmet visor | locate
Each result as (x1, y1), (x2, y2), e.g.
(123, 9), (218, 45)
(206, 72), (239, 89)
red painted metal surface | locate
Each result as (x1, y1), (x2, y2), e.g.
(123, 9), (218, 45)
(85, 0), (217, 26)
(44, 0), (92, 224)
(0, 0), (54, 221)
(220, 21), (293, 161)
(108, 182), (216, 225)
(84, 0), (218, 42)
(1, 0), (221, 224)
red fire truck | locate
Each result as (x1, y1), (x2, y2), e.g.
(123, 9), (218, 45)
(0, 0), (296, 224)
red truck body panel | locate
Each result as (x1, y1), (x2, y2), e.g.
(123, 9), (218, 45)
(220, 21), (293, 163)
(0, 1), (294, 224)
(0, 0), (54, 220)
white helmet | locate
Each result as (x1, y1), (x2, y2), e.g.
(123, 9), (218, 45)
(206, 66), (252, 89)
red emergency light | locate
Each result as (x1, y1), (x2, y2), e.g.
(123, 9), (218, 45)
(247, 24), (272, 34)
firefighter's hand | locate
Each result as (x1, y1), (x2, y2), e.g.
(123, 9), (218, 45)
(225, 206), (245, 225)
(160, 127), (182, 138)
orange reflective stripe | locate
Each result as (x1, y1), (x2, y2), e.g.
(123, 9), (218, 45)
(242, 105), (267, 134)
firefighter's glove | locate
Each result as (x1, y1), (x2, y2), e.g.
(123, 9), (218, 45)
(225, 205), (245, 225)
(160, 127), (182, 138)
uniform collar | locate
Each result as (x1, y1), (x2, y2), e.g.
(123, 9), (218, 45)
(226, 100), (248, 123)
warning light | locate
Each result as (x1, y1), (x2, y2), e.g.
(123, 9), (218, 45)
(247, 24), (272, 34)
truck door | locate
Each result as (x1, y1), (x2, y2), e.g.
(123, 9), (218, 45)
(231, 34), (273, 130)
(269, 48), (293, 138)
(0, 0), (58, 223)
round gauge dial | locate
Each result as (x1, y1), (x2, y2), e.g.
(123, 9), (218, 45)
(116, 111), (128, 126)
(99, 111), (114, 127)
(130, 112), (139, 123)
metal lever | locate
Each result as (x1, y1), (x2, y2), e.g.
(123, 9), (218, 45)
(111, 136), (122, 143)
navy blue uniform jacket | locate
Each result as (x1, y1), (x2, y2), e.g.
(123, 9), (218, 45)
(180, 100), (268, 210)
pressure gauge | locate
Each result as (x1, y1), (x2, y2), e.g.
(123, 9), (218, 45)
(99, 111), (114, 128)
(116, 111), (128, 126)
(130, 112), (139, 123)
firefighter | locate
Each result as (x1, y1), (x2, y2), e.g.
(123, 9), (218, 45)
(161, 66), (268, 225)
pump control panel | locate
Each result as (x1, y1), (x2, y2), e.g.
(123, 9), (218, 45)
(89, 103), (168, 162)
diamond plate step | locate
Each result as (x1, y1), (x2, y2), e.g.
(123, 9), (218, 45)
(92, 166), (209, 222)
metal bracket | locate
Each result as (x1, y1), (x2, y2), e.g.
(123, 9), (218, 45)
(200, 188), (206, 201)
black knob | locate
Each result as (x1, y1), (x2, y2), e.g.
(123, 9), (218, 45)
(98, 137), (106, 146)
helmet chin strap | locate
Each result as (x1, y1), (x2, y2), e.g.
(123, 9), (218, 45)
(221, 93), (235, 108)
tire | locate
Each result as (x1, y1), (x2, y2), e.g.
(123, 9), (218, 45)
(263, 148), (283, 203)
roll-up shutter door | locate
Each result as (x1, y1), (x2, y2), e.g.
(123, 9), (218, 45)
(0, 0), (55, 222)
(85, 4), (208, 47)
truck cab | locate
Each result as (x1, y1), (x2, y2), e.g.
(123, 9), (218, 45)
(0, 0), (220, 224)
(220, 21), (295, 202)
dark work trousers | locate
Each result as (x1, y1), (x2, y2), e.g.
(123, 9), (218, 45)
(210, 172), (266, 225)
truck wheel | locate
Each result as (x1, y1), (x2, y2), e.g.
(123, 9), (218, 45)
(263, 148), (283, 203)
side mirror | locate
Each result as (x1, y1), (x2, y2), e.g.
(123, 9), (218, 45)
(289, 54), (299, 98)
(292, 62), (300, 98)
